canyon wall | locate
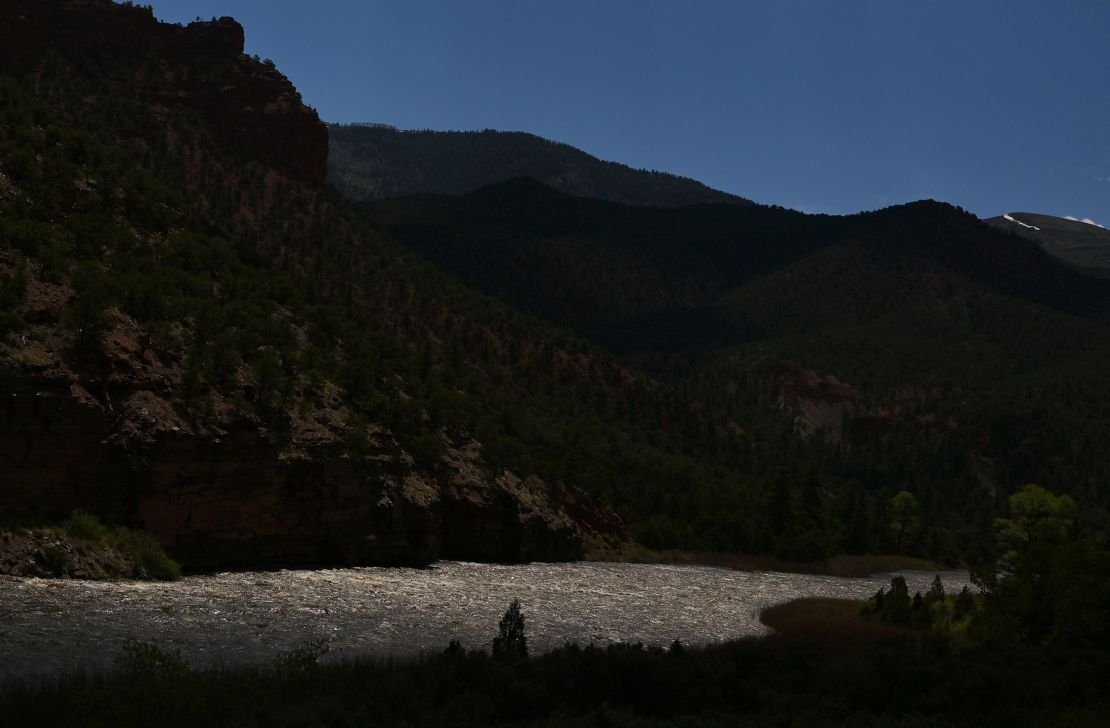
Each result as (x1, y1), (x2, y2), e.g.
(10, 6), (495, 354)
(0, 0), (327, 184)
(0, 374), (590, 569)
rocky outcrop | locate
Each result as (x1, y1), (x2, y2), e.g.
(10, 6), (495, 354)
(0, 528), (142, 580)
(439, 441), (582, 562)
(0, 273), (612, 571)
(0, 0), (327, 183)
(775, 362), (861, 442)
(0, 252), (607, 570)
(0, 372), (605, 570)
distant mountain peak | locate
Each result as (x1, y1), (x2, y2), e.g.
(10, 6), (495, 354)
(985, 211), (1110, 277)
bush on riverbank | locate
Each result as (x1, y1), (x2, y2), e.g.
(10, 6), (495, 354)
(761, 597), (914, 644)
(0, 512), (180, 580)
(862, 575), (976, 638)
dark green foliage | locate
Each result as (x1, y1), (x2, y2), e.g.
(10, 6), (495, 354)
(66, 261), (111, 368)
(2, 635), (1108, 727)
(40, 544), (68, 577)
(882, 576), (913, 626)
(954, 586), (975, 619)
(406, 430), (446, 469)
(6, 19), (1110, 572)
(492, 599), (528, 659)
(372, 174), (1110, 562)
(62, 510), (110, 543)
(55, 511), (181, 581)
(862, 575), (978, 639)
(971, 485), (1110, 648)
(115, 528), (183, 581)
(927, 574), (946, 603)
(1, 68), (772, 560)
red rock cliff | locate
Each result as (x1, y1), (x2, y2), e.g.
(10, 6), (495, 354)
(0, 0), (328, 184)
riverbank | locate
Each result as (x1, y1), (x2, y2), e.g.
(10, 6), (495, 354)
(584, 538), (946, 577)
(1, 519), (944, 582)
(0, 513), (180, 581)
(0, 560), (970, 682)
(759, 597), (913, 644)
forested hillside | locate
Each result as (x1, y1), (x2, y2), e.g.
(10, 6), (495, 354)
(370, 180), (1110, 559)
(0, 0), (750, 568)
(328, 124), (751, 207)
(4, 0), (1107, 572)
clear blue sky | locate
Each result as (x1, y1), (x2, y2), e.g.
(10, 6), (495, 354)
(148, 1), (1109, 223)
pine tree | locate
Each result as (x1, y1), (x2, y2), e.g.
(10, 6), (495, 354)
(954, 585), (975, 619)
(492, 599), (527, 658)
(926, 574), (945, 605)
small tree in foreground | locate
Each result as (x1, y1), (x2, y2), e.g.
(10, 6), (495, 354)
(492, 599), (527, 658)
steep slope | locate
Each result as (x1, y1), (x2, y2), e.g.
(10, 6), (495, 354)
(328, 123), (751, 207)
(9, 2), (1107, 568)
(985, 211), (1110, 277)
(0, 0), (326, 184)
(4, 1), (765, 568)
(370, 181), (1110, 556)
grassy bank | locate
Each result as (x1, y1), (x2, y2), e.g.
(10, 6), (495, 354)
(759, 597), (913, 644)
(584, 538), (945, 577)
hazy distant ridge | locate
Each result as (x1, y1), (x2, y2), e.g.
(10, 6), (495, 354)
(328, 123), (751, 207)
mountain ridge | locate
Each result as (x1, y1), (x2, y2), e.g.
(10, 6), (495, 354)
(328, 123), (752, 208)
(370, 178), (1110, 556)
(3, 1), (1109, 570)
(985, 211), (1110, 277)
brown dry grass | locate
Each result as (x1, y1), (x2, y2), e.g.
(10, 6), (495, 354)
(583, 538), (945, 578)
(759, 598), (912, 645)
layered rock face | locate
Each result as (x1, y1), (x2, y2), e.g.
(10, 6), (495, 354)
(0, 372), (597, 569)
(0, 0), (327, 184)
(2, 378), (432, 569)
(0, 256), (609, 569)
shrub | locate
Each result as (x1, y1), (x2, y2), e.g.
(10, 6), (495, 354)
(115, 529), (182, 581)
(273, 638), (330, 676)
(63, 510), (110, 543)
(41, 544), (68, 576)
(117, 640), (190, 681)
(954, 586), (975, 619)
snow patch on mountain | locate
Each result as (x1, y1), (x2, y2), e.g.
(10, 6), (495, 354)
(1064, 215), (1106, 229)
(1003, 213), (1040, 231)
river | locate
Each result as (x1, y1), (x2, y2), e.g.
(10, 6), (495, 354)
(0, 561), (970, 681)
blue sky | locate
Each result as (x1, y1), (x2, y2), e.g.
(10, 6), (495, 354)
(148, 1), (1109, 223)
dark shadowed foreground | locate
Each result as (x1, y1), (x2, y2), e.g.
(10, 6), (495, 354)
(2, 607), (1107, 727)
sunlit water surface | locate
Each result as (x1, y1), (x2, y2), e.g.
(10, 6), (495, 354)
(0, 561), (970, 680)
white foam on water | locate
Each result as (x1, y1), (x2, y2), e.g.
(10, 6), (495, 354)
(0, 562), (972, 680)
